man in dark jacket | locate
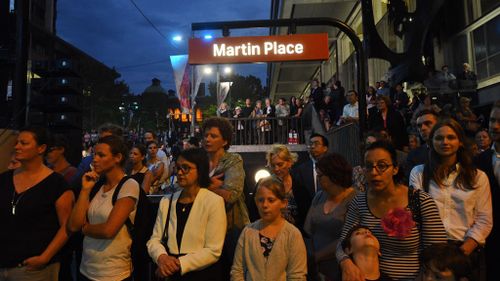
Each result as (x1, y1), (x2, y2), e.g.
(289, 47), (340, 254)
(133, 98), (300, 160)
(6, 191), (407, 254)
(404, 109), (439, 182)
(474, 101), (500, 281)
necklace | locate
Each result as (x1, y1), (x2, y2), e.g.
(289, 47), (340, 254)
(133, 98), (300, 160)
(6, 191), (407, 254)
(179, 202), (193, 212)
(11, 190), (26, 215)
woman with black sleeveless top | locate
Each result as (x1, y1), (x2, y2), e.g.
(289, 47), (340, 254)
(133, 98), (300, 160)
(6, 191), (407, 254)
(0, 127), (74, 280)
(127, 143), (153, 194)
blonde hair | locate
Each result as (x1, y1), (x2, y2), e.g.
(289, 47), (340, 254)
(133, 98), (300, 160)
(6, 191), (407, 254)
(266, 144), (298, 167)
(256, 176), (286, 200)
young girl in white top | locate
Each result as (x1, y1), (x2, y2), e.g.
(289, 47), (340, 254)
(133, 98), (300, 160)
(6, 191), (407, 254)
(68, 135), (140, 281)
(231, 177), (307, 281)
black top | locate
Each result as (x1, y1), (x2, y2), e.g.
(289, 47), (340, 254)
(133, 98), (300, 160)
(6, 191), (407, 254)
(367, 272), (394, 281)
(404, 144), (430, 183)
(176, 201), (193, 251)
(130, 170), (146, 187)
(0, 170), (70, 267)
(241, 106), (253, 118)
(368, 109), (409, 150)
(259, 233), (274, 257)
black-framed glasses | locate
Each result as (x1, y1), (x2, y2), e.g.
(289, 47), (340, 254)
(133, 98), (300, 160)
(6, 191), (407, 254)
(363, 163), (393, 174)
(175, 164), (196, 174)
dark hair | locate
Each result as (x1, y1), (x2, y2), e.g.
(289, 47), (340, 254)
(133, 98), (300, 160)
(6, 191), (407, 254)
(98, 123), (123, 137)
(20, 126), (50, 154)
(97, 135), (128, 166)
(256, 176), (287, 201)
(334, 80), (342, 87)
(310, 133), (329, 148)
(376, 95), (392, 107)
(425, 119), (477, 191)
(347, 90), (358, 98)
(341, 225), (371, 251)
(177, 148), (211, 188)
(422, 243), (471, 280)
(188, 136), (200, 147)
(145, 130), (157, 140)
(132, 144), (147, 165)
(416, 108), (439, 120)
(202, 117), (233, 150)
(317, 153), (353, 188)
(365, 141), (404, 183)
(146, 140), (158, 147)
(49, 134), (69, 157)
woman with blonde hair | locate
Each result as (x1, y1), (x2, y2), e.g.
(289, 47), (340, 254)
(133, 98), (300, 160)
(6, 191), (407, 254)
(266, 144), (310, 230)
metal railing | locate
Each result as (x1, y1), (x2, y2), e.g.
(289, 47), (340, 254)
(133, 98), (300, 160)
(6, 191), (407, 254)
(227, 116), (304, 145)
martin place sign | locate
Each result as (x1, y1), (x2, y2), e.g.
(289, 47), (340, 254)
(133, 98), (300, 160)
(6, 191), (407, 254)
(188, 33), (329, 64)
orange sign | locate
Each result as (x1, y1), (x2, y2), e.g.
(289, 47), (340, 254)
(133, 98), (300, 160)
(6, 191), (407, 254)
(188, 33), (329, 64)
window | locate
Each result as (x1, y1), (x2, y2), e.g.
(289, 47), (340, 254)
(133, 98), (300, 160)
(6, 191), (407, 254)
(481, 0), (499, 15)
(473, 15), (500, 80)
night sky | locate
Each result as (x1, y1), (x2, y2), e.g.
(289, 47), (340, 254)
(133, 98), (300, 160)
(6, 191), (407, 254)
(56, 0), (271, 94)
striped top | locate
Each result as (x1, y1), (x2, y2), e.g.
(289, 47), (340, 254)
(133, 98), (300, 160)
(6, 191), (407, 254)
(336, 189), (447, 281)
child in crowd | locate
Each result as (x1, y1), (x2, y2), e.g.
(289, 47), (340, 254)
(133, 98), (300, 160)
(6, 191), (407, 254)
(231, 177), (307, 281)
(342, 225), (392, 281)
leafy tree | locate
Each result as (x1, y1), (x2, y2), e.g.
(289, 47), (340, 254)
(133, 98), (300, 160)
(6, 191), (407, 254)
(207, 74), (264, 107)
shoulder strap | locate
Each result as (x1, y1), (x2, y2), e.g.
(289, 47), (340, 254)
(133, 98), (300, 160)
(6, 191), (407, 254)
(408, 186), (422, 232)
(89, 177), (106, 202)
(161, 193), (175, 252)
(110, 176), (135, 233)
(111, 176), (133, 205)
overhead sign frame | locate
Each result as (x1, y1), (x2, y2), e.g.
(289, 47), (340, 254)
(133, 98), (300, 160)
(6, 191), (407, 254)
(188, 33), (329, 64)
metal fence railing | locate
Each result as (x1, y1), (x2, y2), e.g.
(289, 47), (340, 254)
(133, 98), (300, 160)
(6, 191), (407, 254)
(227, 116), (304, 145)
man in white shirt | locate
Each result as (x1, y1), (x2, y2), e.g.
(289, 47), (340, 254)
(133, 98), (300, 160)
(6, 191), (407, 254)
(338, 90), (359, 125)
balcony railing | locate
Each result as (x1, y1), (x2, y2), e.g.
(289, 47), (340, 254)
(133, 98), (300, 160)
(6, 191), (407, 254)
(226, 116), (304, 145)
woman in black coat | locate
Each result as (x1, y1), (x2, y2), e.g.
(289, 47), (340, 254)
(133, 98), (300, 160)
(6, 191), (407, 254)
(368, 95), (409, 150)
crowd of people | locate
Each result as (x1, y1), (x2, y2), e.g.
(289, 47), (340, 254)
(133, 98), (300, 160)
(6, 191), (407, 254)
(0, 78), (498, 281)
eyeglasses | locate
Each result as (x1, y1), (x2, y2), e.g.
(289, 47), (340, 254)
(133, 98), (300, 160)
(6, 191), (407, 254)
(175, 164), (196, 174)
(363, 162), (393, 174)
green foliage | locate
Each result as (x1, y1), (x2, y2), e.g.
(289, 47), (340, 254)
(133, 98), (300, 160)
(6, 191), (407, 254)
(203, 104), (218, 118)
(206, 74), (264, 107)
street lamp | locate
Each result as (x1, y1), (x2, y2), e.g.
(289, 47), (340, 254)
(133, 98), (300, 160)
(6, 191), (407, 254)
(172, 35), (182, 42)
(203, 67), (213, 75)
(223, 66), (232, 74)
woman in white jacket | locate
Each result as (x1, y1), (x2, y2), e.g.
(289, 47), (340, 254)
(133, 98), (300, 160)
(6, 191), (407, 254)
(147, 148), (227, 281)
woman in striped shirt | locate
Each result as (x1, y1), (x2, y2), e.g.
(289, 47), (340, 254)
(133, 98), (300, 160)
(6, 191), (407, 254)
(337, 141), (447, 281)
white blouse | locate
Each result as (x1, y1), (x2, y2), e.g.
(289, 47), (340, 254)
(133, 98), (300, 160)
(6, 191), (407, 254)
(409, 164), (493, 244)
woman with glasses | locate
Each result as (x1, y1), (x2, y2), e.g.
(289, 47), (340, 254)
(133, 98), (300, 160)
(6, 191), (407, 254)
(266, 144), (311, 230)
(146, 141), (165, 194)
(147, 148), (226, 281)
(337, 141), (447, 281)
(202, 117), (249, 280)
(410, 119), (492, 280)
(304, 153), (356, 281)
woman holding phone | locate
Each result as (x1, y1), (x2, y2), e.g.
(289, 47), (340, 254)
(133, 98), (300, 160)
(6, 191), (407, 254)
(68, 135), (140, 281)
